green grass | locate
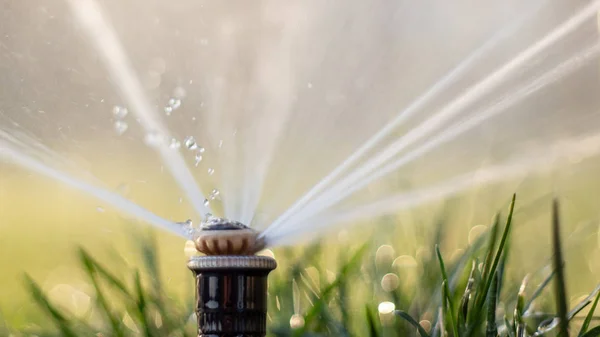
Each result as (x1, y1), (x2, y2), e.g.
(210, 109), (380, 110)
(5, 194), (600, 336)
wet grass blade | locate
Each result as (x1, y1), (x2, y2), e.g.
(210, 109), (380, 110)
(395, 310), (430, 337)
(486, 272), (499, 337)
(579, 288), (600, 336)
(436, 245), (459, 337)
(552, 199), (569, 337)
(23, 274), (78, 337)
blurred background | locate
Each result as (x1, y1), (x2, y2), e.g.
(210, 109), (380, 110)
(1, 0), (600, 333)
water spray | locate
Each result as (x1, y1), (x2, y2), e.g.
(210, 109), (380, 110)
(187, 217), (276, 337)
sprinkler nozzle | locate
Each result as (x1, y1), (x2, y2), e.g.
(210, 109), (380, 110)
(192, 217), (265, 255)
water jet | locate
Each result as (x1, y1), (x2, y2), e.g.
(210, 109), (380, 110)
(187, 217), (276, 337)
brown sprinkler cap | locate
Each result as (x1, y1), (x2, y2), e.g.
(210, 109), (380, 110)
(193, 217), (265, 255)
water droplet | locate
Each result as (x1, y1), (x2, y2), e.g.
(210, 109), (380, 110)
(184, 136), (198, 150)
(170, 138), (181, 149)
(207, 168), (215, 175)
(164, 106), (173, 115)
(112, 106), (128, 119)
(198, 147), (206, 153)
(203, 199), (210, 207)
(209, 188), (220, 200)
(178, 219), (195, 237)
(114, 120), (128, 135)
(168, 98), (182, 109)
(194, 153), (203, 166)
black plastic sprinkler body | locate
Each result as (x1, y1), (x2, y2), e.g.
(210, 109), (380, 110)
(188, 217), (276, 337)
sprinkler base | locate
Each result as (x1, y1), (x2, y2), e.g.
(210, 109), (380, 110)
(187, 255), (277, 337)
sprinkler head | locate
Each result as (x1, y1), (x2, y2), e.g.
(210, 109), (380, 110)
(192, 217), (265, 255)
(187, 217), (276, 337)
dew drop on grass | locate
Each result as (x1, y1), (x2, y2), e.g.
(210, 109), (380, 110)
(207, 168), (215, 175)
(112, 106), (128, 119)
(184, 136), (198, 150)
(114, 120), (128, 135)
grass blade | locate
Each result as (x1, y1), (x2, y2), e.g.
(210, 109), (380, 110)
(467, 194), (516, 337)
(504, 315), (515, 337)
(78, 248), (124, 336)
(552, 199), (569, 337)
(581, 326), (600, 337)
(78, 247), (130, 297)
(482, 215), (500, 285)
(579, 287), (600, 336)
(365, 305), (380, 337)
(23, 274), (78, 337)
(436, 245), (459, 337)
(486, 272), (499, 337)
(395, 310), (430, 337)
(524, 269), (556, 314)
(294, 244), (369, 337)
(459, 261), (476, 332)
(133, 270), (154, 337)
(514, 275), (528, 333)
(482, 195), (516, 306)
